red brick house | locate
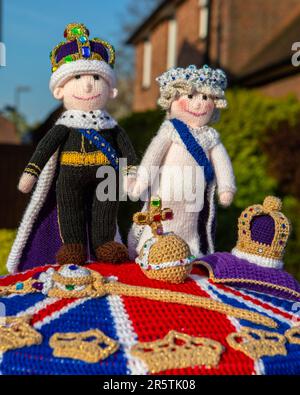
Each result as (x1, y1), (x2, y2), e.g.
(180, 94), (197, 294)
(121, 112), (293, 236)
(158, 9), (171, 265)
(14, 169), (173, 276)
(0, 115), (20, 144)
(127, 0), (300, 112)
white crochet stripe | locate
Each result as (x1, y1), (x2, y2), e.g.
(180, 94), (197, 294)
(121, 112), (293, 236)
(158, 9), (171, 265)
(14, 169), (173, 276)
(49, 59), (116, 92)
(107, 294), (148, 375)
(232, 248), (284, 270)
(7, 152), (59, 274)
(16, 297), (58, 320)
(14, 293), (88, 330)
(191, 274), (241, 331)
(33, 298), (89, 330)
(254, 360), (265, 376)
(202, 276), (293, 326)
(191, 274), (259, 375)
(0, 297), (85, 374)
(229, 286), (300, 323)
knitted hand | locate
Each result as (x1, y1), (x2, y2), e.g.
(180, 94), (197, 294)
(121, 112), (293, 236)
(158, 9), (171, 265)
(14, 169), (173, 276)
(18, 173), (37, 194)
(126, 177), (149, 199)
(219, 191), (234, 207)
(123, 174), (137, 195)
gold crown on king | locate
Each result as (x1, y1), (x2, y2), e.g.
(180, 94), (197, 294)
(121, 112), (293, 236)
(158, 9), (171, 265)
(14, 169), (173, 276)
(50, 23), (115, 73)
(232, 196), (291, 269)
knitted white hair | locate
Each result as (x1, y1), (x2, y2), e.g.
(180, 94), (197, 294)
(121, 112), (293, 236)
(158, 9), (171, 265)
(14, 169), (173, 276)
(49, 59), (117, 93)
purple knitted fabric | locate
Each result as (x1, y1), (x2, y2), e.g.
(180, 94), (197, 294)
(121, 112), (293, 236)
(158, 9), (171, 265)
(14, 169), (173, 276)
(55, 41), (110, 64)
(251, 215), (275, 245)
(56, 41), (78, 63)
(17, 179), (96, 272)
(19, 184), (62, 271)
(201, 252), (300, 302)
(90, 42), (109, 63)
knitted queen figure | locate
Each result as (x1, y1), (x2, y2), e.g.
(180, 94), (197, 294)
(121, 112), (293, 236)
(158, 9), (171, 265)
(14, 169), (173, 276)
(7, 23), (136, 272)
(127, 65), (236, 259)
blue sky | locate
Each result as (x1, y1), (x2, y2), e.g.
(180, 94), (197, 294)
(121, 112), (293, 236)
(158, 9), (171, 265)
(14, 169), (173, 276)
(0, 0), (132, 124)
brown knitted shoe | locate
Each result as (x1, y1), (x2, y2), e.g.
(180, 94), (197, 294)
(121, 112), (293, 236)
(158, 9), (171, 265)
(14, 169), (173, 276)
(95, 241), (129, 263)
(56, 244), (87, 266)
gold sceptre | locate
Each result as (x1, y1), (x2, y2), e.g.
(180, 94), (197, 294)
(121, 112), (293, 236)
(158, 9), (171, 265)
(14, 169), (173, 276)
(93, 274), (277, 329)
(0, 269), (277, 329)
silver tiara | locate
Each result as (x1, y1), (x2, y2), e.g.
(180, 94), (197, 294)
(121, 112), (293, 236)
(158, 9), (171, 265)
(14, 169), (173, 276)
(156, 65), (227, 95)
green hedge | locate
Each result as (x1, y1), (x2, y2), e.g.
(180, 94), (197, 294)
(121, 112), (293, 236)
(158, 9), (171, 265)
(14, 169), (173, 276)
(0, 229), (16, 276)
(119, 89), (300, 280)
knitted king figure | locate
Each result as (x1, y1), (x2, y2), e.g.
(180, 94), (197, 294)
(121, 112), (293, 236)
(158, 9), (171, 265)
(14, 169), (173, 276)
(7, 23), (137, 272)
(127, 65), (236, 259)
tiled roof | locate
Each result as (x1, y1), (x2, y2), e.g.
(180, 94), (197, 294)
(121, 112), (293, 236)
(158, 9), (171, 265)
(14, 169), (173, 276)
(126, 0), (180, 44)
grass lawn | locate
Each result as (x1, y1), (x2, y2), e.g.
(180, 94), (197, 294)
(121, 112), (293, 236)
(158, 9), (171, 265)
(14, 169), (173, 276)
(0, 229), (16, 276)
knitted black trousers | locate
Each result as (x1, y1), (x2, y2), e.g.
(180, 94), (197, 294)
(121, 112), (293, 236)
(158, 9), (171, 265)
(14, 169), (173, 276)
(56, 165), (119, 249)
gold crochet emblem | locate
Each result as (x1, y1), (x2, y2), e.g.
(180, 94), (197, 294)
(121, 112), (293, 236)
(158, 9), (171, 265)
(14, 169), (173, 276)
(0, 277), (36, 296)
(233, 196), (290, 262)
(0, 316), (42, 352)
(227, 327), (287, 360)
(131, 330), (224, 373)
(285, 326), (300, 345)
(48, 269), (106, 298)
(60, 151), (110, 167)
(49, 329), (119, 363)
(133, 196), (195, 283)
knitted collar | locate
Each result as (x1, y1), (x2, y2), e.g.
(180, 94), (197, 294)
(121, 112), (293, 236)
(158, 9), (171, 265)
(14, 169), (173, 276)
(56, 109), (117, 131)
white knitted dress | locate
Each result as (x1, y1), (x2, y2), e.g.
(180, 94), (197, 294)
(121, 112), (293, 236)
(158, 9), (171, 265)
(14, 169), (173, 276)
(128, 120), (236, 259)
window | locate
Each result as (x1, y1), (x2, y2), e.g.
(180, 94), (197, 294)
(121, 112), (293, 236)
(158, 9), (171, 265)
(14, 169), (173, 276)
(142, 39), (152, 89)
(199, 0), (209, 40)
(167, 18), (177, 69)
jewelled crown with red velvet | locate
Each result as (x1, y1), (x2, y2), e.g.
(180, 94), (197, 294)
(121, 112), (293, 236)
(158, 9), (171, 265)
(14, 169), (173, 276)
(49, 23), (117, 93)
(232, 196), (291, 269)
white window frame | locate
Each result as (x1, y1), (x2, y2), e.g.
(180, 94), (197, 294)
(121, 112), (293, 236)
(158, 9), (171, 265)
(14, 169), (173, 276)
(199, 0), (209, 40)
(142, 39), (152, 89)
(0, 42), (6, 67)
(167, 17), (177, 69)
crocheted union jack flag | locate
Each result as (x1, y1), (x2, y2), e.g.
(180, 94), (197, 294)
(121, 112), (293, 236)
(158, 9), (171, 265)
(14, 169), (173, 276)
(0, 262), (299, 375)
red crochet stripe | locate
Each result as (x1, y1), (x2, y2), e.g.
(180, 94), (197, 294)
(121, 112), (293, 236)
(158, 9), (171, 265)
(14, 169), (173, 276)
(89, 262), (206, 296)
(90, 263), (254, 374)
(121, 288), (254, 374)
(0, 265), (55, 286)
(31, 298), (77, 326)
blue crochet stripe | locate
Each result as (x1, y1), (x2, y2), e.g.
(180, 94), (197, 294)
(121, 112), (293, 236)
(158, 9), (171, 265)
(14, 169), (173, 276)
(0, 296), (129, 375)
(206, 283), (300, 375)
(170, 118), (214, 183)
(78, 128), (119, 171)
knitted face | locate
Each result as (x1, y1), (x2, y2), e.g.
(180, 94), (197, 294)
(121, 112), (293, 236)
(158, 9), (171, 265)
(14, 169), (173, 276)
(170, 91), (215, 128)
(53, 74), (113, 112)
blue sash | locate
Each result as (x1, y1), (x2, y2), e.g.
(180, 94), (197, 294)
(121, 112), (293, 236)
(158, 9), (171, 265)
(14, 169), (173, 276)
(78, 128), (119, 171)
(170, 118), (214, 183)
